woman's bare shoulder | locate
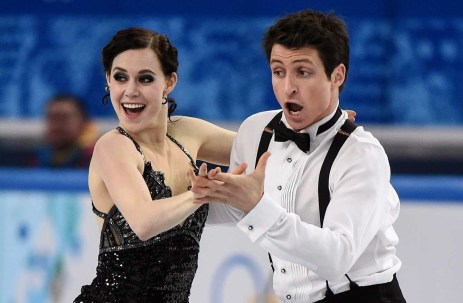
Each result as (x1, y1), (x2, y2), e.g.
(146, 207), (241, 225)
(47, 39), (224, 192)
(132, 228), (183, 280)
(167, 116), (205, 137)
(93, 129), (137, 160)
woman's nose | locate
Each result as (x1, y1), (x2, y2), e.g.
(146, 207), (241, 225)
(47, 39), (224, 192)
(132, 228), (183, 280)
(125, 81), (139, 97)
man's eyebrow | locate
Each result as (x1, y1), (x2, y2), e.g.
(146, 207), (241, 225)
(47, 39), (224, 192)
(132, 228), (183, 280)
(270, 58), (315, 65)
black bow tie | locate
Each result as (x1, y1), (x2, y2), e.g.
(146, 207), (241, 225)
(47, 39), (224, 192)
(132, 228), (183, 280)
(268, 107), (342, 153)
(273, 122), (311, 153)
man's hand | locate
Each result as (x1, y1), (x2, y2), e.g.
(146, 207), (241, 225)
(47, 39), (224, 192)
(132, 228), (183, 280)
(188, 152), (270, 213)
(346, 110), (356, 122)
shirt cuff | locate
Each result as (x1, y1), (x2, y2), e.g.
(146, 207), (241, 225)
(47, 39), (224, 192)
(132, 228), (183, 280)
(237, 192), (285, 242)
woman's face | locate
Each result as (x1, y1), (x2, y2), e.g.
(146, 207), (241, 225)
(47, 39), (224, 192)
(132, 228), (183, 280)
(106, 48), (176, 132)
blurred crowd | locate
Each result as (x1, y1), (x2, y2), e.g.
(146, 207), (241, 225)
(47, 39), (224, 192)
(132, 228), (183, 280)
(0, 94), (100, 169)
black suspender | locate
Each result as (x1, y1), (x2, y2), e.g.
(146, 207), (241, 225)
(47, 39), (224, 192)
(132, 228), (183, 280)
(318, 119), (358, 226)
(255, 111), (358, 296)
(255, 111), (282, 167)
(318, 119), (359, 296)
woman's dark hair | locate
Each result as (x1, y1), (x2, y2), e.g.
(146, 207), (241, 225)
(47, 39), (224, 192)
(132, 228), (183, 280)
(102, 27), (179, 118)
(262, 10), (350, 92)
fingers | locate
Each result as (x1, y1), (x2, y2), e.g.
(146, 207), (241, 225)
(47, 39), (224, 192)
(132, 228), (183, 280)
(255, 151), (270, 174)
(212, 156), (264, 183)
(231, 163), (247, 175)
(208, 163), (247, 182)
(209, 170), (235, 183)
(192, 186), (230, 204)
(208, 167), (221, 179)
(198, 164), (225, 180)
(346, 110), (356, 122)
(198, 162), (208, 177)
(188, 166), (213, 187)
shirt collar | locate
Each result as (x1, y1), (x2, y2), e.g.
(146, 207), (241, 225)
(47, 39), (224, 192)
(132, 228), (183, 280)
(280, 102), (343, 152)
(281, 102), (340, 134)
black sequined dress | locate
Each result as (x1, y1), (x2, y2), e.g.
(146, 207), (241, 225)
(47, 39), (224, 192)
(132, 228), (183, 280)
(74, 127), (208, 303)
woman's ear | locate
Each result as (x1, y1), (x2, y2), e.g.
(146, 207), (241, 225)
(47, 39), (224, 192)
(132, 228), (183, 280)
(105, 73), (111, 88)
(165, 72), (178, 94)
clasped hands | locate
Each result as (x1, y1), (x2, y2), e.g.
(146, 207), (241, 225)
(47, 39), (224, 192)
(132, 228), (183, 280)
(188, 152), (271, 214)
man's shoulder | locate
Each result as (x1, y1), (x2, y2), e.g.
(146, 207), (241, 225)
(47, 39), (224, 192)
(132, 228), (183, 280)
(350, 125), (383, 148)
(341, 125), (387, 160)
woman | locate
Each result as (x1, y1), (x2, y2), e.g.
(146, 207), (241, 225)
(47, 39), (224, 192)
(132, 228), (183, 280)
(74, 27), (235, 302)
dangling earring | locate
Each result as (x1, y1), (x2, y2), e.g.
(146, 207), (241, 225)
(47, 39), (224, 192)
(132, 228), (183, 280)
(166, 97), (177, 121)
(102, 84), (110, 105)
(162, 94), (168, 105)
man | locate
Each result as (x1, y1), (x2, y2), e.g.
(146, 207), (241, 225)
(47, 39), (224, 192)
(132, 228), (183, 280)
(191, 9), (406, 303)
(33, 94), (99, 168)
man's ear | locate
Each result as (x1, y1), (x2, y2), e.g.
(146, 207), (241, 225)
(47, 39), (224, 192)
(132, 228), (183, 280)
(331, 63), (346, 88)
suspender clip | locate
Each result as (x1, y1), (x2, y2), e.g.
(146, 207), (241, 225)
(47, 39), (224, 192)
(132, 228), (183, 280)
(338, 129), (351, 137)
(264, 127), (274, 134)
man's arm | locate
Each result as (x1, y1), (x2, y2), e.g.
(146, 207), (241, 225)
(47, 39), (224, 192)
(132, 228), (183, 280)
(191, 132), (395, 281)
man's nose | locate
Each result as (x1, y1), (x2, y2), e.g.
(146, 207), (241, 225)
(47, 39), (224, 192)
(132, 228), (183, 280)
(285, 75), (298, 96)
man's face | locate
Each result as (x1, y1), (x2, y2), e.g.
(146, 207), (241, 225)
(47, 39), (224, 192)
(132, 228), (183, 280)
(46, 100), (85, 149)
(270, 44), (345, 131)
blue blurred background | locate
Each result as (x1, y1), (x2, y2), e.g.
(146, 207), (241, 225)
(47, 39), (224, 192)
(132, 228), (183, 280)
(1, 0), (462, 124)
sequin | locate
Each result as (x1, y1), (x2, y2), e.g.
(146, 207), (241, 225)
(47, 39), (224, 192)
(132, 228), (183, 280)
(74, 127), (207, 303)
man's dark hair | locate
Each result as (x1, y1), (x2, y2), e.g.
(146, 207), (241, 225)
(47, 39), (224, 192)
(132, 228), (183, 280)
(47, 94), (88, 120)
(262, 10), (350, 91)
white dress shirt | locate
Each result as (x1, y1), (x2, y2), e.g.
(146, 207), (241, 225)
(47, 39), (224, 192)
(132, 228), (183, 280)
(207, 107), (402, 303)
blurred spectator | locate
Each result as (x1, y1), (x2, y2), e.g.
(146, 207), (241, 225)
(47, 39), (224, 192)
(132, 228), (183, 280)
(31, 94), (100, 168)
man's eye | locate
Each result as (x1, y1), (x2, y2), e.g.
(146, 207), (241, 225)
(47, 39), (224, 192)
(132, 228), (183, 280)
(139, 75), (154, 83)
(113, 73), (127, 82)
(273, 70), (284, 77)
(298, 68), (312, 77)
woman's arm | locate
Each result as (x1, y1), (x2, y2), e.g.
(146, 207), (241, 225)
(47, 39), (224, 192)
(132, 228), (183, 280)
(169, 116), (236, 166)
(90, 132), (201, 240)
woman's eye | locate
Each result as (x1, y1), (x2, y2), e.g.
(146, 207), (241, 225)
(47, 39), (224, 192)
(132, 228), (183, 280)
(273, 70), (284, 77)
(113, 73), (127, 82)
(139, 75), (154, 83)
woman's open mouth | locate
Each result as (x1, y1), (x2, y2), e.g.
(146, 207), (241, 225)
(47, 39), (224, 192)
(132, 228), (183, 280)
(122, 103), (145, 117)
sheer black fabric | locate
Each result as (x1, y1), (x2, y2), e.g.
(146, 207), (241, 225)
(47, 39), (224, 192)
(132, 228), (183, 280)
(74, 127), (207, 303)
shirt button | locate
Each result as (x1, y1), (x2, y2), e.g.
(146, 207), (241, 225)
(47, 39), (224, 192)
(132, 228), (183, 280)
(248, 225), (253, 231)
(277, 185), (282, 190)
(287, 158), (292, 163)
(281, 268), (286, 273)
(286, 294), (291, 300)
